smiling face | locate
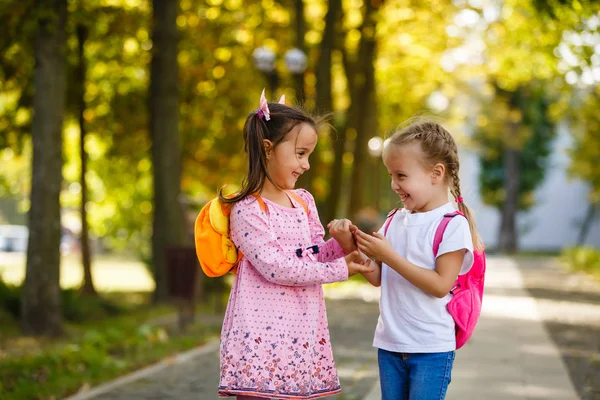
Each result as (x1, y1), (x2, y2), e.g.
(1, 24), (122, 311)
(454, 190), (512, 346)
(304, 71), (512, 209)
(383, 141), (448, 213)
(265, 122), (318, 190)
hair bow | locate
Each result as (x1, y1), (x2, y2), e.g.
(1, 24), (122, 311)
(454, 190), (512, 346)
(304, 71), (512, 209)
(256, 89), (286, 121)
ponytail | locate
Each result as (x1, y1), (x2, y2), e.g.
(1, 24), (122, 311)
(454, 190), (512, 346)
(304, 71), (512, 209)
(219, 113), (271, 204)
(450, 176), (484, 252)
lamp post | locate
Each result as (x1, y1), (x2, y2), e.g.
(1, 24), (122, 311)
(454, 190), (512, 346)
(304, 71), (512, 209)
(253, 46), (307, 102)
(252, 46), (278, 97)
(368, 136), (384, 212)
(284, 48), (307, 102)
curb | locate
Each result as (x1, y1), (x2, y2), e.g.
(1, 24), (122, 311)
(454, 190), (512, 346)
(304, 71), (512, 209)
(64, 339), (220, 400)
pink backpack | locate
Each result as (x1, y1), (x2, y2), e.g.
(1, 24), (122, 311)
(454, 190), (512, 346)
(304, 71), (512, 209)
(383, 209), (486, 349)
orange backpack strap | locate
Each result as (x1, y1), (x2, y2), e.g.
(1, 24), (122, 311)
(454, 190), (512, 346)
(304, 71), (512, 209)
(252, 194), (268, 213)
(286, 191), (309, 215)
(250, 192), (308, 215)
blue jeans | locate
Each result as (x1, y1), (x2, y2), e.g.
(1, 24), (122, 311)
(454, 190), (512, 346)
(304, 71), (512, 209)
(378, 348), (455, 400)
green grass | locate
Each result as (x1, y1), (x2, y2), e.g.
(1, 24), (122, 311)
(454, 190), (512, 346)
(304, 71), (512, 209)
(560, 246), (600, 281)
(0, 303), (221, 400)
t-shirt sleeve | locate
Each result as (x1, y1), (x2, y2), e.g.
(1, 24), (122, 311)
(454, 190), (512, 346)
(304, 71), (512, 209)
(294, 189), (346, 262)
(230, 197), (348, 286)
(436, 216), (474, 275)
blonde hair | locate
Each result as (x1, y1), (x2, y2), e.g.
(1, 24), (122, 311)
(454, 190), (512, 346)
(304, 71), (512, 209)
(384, 120), (483, 251)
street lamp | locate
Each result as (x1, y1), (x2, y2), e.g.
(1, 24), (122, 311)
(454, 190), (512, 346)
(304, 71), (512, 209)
(252, 46), (278, 97)
(367, 136), (384, 212)
(284, 48), (307, 102)
(252, 46), (307, 101)
(368, 136), (384, 157)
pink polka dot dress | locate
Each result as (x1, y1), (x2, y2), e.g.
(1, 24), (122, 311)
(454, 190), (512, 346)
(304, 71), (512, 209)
(217, 189), (349, 399)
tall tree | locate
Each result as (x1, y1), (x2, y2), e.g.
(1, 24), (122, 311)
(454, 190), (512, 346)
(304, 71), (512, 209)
(475, 85), (555, 252)
(149, 0), (187, 302)
(317, 0), (343, 224)
(21, 0), (67, 336)
(569, 88), (600, 245)
(293, 0), (306, 103)
(347, 0), (381, 218)
(75, 20), (96, 295)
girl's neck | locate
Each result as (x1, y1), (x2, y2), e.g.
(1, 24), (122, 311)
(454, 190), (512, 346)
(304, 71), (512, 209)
(411, 191), (449, 213)
(260, 180), (293, 208)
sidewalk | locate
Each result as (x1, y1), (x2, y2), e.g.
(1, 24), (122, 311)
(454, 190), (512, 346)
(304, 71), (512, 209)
(65, 256), (581, 400)
(364, 256), (580, 400)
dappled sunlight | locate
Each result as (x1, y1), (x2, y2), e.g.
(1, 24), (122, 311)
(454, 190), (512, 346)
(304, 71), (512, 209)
(0, 252), (154, 292)
(481, 293), (542, 321)
(447, 256), (580, 400)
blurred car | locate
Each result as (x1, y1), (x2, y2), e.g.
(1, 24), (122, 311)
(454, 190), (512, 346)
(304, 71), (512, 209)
(0, 225), (29, 252)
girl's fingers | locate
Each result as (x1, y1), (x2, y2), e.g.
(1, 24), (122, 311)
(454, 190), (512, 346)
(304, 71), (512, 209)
(353, 229), (366, 239)
(357, 264), (376, 273)
(342, 219), (350, 231)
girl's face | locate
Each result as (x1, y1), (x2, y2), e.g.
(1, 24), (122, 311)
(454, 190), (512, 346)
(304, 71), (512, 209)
(266, 122), (318, 190)
(383, 142), (445, 213)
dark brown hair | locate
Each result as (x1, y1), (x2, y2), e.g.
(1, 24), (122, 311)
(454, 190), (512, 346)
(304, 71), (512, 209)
(218, 102), (321, 204)
(384, 120), (483, 251)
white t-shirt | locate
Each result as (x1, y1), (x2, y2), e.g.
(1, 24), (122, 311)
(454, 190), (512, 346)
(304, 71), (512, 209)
(373, 202), (474, 353)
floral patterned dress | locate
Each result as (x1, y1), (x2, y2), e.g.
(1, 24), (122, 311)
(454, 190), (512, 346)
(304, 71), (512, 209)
(218, 189), (349, 399)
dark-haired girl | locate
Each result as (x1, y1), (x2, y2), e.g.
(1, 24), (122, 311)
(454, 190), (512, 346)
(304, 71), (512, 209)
(217, 90), (373, 399)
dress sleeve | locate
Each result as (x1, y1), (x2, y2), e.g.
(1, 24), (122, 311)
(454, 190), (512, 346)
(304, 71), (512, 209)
(230, 197), (348, 286)
(293, 189), (346, 262)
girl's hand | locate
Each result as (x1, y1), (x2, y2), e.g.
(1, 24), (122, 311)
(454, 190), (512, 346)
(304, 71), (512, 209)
(327, 218), (356, 254)
(352, 227), (394, 263)
(345, 251), (375, 276)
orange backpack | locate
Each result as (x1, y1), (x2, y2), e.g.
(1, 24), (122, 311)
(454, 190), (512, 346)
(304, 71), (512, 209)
(194, 191), (308, 277)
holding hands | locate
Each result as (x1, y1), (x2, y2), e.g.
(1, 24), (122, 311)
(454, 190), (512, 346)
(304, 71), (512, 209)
(350, 225), (394, 265)
(327, 218), (378, 276)
(327, 218), (356, 254)
(344, 251), (375, 276)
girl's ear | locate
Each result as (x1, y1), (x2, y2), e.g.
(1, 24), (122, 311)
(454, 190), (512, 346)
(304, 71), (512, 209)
(432, 163), (445, 183)
(263, 139), (273, 158)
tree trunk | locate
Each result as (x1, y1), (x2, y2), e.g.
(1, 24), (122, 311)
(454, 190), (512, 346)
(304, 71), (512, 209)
(314, 0), (340, 115)
(577, 202), (597, 246)
(150, 0), (186, 303)
(347, 0), (379, 218)
(293, 0), (306, 103)
(300, 0), (340, 205)
(499, 141), (520, 253)
(308, 0), (345, 216)
(322, 7), (356, 225)
(21, 0), (67, 336)
(293, 0), (315, 192)
(76, 23), (96, 296)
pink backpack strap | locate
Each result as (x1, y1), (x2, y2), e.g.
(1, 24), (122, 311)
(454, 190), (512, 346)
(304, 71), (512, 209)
(433, 211), (464, 257)
(383, 208), (400, 237)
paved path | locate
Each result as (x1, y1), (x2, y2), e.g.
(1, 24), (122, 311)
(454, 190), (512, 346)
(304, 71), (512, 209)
(66, 296), (381, 400)
(364, 256), (580, 400)
(67, 256), (582, 400)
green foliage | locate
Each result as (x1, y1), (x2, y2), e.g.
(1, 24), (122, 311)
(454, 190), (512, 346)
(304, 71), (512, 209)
(2, 0), (599, 261)
(0, 0), (36, 153)
(568, 88), (600, 203)
(475, 85), (556, 210)
(561, 246), (600, 276)
(0, 316), (217, 399)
